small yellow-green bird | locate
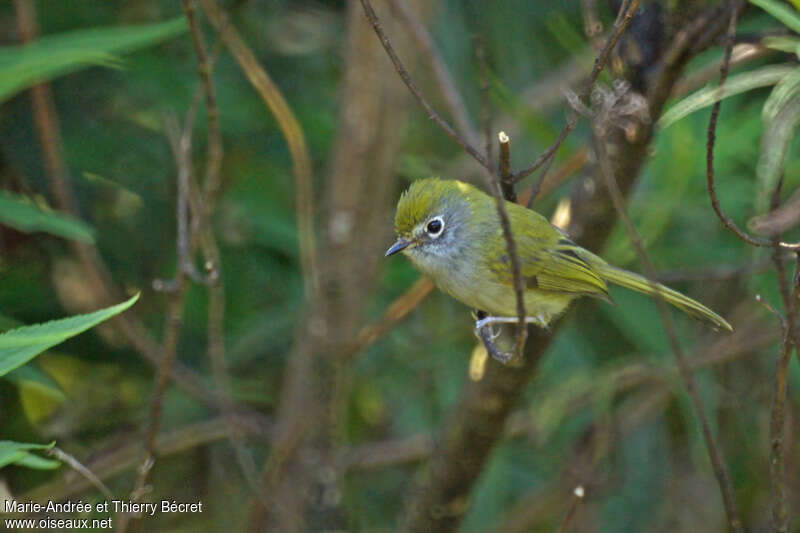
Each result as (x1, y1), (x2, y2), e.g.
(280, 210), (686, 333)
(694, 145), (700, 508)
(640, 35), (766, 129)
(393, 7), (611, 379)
(385, 178), (732, 342)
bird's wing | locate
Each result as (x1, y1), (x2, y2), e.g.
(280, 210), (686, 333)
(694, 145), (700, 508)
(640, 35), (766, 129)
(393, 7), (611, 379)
(487, 204), (610, 299)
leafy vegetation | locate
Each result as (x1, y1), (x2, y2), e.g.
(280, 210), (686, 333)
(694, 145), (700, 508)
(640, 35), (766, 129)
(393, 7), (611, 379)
(1, 1), (799, 531)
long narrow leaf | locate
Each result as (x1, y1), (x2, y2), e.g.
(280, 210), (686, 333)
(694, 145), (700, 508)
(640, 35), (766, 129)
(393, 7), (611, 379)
(0, 17), (187, 103)
(0, 441), (56, 470)
(757, 92), (800, 210)
(750, 0), (800, 34)
(0, 192), (95, 243)
(0, 293), (139, 377)
(659, 65), (795, 128)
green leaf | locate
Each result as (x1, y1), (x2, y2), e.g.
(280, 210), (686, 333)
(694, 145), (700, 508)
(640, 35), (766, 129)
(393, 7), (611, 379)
(0, 192), (95, 243)
(11, 452), (61, 470)
(0, 441), (57, 470)
(0, 17), (187, 103)
(750, 0), (800, 34)
(0, 293), (139, 377)
(764, 35), (800, 57)
(756, 91), (800, 210)
(763, 69), (800, 121)
(659, 65), (796, 128)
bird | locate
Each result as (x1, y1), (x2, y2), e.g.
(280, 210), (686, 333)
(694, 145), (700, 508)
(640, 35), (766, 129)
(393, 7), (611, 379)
(385, 178), (732, 358)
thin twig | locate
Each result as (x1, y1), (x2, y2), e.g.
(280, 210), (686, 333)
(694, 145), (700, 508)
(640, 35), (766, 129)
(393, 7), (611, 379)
(512, 0), (640, 183)
(706, 5), (800, 251)
(182, 0), (261, 496)
(767, 318), (792, 533)
(358, 0), (489, 170)
(198, 0), (320, 297)
(768, 205), (799, 533)
(47, 447), (115, 501)
(388, 0), (481, 148)
(154, 113), (209, 289)
(472, 133), (528, 365)
(496, 132), (526, 362)
(517, 147), (589, 207)
(556, 486), (585, 533)
(119, 287), (187, 532)
(498, 131), (515, 201)
(22, 415), (273, 505)
(761, 275), (793, 533)
(182, 0), (225, 208)
(348, 277), (435, 359)
(594, 130), (743, 532)
(525, 146), (558, 208)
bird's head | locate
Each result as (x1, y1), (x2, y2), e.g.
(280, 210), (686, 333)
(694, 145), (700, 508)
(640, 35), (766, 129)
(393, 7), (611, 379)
(385, 178), (479, 270)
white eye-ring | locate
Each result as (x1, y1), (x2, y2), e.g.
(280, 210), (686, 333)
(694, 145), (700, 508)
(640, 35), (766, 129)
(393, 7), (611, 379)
(425, 216), (444, 238)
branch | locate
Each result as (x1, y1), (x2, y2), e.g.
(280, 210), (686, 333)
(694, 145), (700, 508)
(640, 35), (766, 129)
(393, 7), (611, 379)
(198, 0), (320, 297)
(760, 292), (792, 533)
(21, 416), (272, 505)
(706, 4), (800, 251)
(495, 132), (526, 362)
(511, 0), (640, 183)
(555, 486), (585, 533)
(119, 119), (197, 533)
(182, 0), (224, 208)
(347, 277), (435, 359)
(388, 0), (481, 148)
(358, 0), (489, 170)
(593, 126), (743, 533)
(767, 207), (800, 531)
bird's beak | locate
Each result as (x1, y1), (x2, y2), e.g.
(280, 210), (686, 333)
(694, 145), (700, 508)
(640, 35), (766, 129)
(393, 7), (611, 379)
(385, 238), (413, 257)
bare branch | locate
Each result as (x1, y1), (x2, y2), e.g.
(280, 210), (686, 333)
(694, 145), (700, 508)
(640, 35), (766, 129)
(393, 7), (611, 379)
(348, 277), (435, 359)
(47, 447), (115, 501)
(555, 486), (585, 533)
(22, 416), (273, 504)
(119, 286), (187, 532)
(496, 132), (526, 362)
(706, 4), (800, 251)
(512, 0), (640, 183)
(358, 0), (489, 170)
(594, 123), (743, 532)
(198, 0), (320, 296)
(388, 0), (481, 148)
(498, 131), (514, 201)
(182, 0), (224, 208)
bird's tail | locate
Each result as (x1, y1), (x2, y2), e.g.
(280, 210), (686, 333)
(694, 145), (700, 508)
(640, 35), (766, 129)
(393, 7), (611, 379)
(593, 264), (733, 332)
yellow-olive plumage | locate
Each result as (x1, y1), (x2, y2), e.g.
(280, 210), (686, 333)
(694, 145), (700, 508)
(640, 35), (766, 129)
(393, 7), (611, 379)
(386, 178), (732, 332)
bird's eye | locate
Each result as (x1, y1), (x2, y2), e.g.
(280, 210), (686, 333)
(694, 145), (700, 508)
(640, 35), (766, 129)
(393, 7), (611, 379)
(426, 217), (444, 237)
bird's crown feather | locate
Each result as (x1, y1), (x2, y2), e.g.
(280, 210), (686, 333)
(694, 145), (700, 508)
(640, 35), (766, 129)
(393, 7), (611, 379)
(394, 178), (478, 236)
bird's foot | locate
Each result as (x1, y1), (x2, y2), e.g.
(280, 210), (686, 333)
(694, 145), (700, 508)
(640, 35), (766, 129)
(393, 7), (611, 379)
(474, 314), (550, 331)
(474, 324), (513, 364)
(473, 315), (550, 365)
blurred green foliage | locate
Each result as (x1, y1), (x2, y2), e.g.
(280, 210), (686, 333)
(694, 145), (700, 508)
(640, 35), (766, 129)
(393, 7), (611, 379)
(0, 0), (799, 531)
